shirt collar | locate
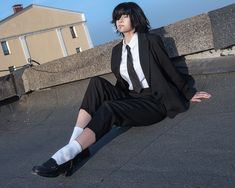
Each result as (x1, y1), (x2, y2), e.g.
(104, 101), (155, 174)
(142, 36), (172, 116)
(122, 32), (138, 49)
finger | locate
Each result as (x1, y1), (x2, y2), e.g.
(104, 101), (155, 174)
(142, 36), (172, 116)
(191, 98), (202, 102)
(198, 91), (208, 94)
(197, 91), (212, 97)
(195, 93), (211, 98)
(197, 95), (211, 99)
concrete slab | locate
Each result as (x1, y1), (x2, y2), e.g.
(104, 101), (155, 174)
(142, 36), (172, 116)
(152, 13), (214, 58)
(0, 71), (235, 187)
(0, 74), (17, 101)
(209, 4), (235, 49)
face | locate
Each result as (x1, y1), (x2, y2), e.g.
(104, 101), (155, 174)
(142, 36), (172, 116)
(116, 14), (134, 34)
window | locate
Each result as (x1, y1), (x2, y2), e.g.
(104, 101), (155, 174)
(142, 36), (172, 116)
(70, 26), (78, 38)
(76, 47), (82, 53)
(1, 41), (11, 55)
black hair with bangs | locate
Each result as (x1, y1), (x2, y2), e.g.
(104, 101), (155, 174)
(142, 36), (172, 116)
(112, 2), (151, 34)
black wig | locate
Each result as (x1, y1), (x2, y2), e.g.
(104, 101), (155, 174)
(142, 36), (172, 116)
(112, 2), (151, 34)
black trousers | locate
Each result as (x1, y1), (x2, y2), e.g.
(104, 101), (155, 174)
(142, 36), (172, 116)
(80, 76), (167, 140)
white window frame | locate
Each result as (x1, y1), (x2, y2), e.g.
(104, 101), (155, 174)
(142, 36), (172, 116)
(56, 28), (68, 57)
(76, 47), (82, 53)
(70, 26), (78, 38)
(1, 41), (11, 55)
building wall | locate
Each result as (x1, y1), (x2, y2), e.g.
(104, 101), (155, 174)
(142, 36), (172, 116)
(0, 6), (84, 38)
(26, 30), (63, 64)
(62, 24), (90, 55)
(0, 5), (92, 77)
(0, 38), (26, 74)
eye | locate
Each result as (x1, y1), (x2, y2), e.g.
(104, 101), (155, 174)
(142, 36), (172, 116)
(116, 14), (129, 21)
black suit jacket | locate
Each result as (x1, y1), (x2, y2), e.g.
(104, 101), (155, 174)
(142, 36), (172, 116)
(111, 32), (197, 118)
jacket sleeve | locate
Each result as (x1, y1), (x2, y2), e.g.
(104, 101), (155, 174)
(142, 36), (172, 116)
(149, 34), (197, 100)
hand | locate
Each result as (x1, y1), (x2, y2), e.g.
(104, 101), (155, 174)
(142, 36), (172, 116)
(190, 91), (212, 102)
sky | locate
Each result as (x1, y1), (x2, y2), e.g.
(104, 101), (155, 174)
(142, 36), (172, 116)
(0, 0), (235, 46)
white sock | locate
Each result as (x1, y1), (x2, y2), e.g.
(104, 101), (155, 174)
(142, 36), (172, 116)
(52, 140), (82, 165)
(69, 126), (83, 144)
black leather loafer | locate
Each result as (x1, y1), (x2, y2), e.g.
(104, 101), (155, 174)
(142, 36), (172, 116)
(32, 149), (90, 177)
(32, 158), (73, 178)
(32, 158), (60, 177)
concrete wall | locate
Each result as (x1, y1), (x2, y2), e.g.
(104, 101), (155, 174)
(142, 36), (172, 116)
(0, 74), (17, 100)
(151, 14), (214, 58)
(151, 3), (235, 58)
(209, 4), (235, 49)
(1, 3), (235, 102)
(21, 40), (117, 92)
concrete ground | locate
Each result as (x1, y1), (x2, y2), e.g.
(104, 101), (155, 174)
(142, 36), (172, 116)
(0, 69), (235, 187)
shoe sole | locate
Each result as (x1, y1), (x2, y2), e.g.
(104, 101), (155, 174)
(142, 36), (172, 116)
(31, 170), (60, 178)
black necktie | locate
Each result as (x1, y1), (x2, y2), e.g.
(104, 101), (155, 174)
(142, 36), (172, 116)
(126, 45), (142, 93)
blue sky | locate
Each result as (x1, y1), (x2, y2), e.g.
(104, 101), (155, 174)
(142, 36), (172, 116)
(0, 0), (234, 46)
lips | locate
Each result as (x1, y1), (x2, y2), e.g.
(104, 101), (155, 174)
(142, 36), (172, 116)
(118, 25), (124, 28)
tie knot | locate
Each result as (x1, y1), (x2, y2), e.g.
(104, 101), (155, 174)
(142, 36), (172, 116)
(126, 45), (131, 52)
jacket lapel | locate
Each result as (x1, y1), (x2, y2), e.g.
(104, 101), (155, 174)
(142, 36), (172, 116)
(112, 41), (130, 89)
(112, 41), (123, 76)
(138, 33), (150, 85)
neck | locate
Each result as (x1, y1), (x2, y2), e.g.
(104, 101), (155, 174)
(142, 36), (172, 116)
(123, 30), (135, 44)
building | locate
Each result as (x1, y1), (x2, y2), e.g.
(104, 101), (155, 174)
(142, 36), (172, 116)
(0, 4), (93, 76)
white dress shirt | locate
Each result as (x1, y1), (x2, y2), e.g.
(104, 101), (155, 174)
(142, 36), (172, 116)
(120, 33), (149, 90)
